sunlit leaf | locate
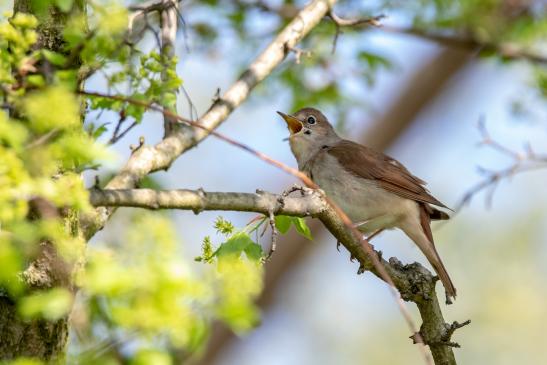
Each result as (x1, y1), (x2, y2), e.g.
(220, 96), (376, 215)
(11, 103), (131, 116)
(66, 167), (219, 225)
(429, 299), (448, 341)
(18, 288), (73, 320)
(292, 217), (313, 240)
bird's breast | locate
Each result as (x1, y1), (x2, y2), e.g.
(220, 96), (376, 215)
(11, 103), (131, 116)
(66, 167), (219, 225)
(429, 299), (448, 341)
(308, 154), (414, 232)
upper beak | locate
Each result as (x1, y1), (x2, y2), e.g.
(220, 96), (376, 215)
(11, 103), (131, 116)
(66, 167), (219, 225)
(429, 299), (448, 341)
(277, 111), (303, 135)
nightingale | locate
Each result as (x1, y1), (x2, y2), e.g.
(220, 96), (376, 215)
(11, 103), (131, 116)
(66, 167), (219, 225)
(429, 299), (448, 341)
(277, 107), (456, 300)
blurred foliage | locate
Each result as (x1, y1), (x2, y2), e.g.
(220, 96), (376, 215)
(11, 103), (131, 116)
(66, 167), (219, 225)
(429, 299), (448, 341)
(0, 11), (102, 301)
(0, 0), (545, 363)
(71, 212), (265, 363)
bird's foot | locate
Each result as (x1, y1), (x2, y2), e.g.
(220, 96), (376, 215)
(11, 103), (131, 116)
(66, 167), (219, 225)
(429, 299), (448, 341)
(281, 184), (308, 199)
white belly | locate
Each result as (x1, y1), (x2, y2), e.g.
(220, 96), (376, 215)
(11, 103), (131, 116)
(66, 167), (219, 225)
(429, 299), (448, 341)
(309, 155), (418, 233)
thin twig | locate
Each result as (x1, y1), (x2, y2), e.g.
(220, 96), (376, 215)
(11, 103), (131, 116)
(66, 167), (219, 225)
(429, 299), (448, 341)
(25, 128), (61, 149)
(285, 45), (312, 64)
(454, 120), (547, 212)
(327, 11), (385, 53)
(267, 210), (277, 260)
(110, 121), (138, 145)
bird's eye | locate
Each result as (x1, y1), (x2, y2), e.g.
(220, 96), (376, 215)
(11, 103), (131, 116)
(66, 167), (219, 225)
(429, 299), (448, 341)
(307, 116), (316, 124)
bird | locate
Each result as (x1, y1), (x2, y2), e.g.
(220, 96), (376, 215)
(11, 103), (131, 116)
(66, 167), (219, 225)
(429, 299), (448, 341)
(277, 107), (456, 300)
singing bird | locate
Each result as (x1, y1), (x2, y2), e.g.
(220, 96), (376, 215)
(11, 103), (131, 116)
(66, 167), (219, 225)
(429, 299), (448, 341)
(277, 107), (456, 300)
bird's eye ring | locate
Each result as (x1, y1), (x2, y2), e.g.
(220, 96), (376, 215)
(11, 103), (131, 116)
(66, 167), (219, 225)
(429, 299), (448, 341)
(307, 116), (316, 124)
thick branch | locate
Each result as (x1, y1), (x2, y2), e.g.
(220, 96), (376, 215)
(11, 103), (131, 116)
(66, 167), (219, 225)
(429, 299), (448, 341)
(84, 0), (337, 237)
(89, 188), (321, 216)
(90, 188), (466, 364)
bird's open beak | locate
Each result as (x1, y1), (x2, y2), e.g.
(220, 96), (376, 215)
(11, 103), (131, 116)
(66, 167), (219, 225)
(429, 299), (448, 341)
(277, 111), (303, 135)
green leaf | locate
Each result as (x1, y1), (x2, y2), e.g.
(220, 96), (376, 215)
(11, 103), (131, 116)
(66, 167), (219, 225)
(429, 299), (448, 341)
(88, 122), (109, 140)
(138, 175), (164, 190)
(54, 0), (74, 12)
(131, 349), (172, 365)
(42, 50), (67, 66)
(18, 288), (72, 320)
(216, 232), (253, 257)
(23, 86), (79, 133)
(215, 232), (263, 261)
(274, 215), (313, 240)
(26, 74), (45, 88)
(274, 215), (292, 234)
(243, 242), (264, 261)
(30, 0), (51, 16)
(292, 217), (313, 240)
(357, 51), (392, 70)
(8, 358), (44, 365)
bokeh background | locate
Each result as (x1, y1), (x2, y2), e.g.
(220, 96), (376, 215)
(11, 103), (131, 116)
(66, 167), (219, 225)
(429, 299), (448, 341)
(80, 0), (546, 364)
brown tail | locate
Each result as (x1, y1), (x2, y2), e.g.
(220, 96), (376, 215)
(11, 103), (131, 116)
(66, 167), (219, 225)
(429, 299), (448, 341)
(425, 205), (450, 221)
(405, 205), (457, 300)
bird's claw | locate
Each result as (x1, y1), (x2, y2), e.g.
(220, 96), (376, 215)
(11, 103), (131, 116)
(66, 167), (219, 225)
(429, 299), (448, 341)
(281, 184), (308, 199)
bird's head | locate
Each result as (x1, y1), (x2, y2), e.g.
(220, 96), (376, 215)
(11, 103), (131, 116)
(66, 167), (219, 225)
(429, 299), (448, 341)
(277, 107), (339, 164)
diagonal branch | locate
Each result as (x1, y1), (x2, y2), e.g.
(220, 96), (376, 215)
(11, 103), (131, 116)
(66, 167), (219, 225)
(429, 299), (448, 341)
(379, 25), (547, 65)
(85, 0), (338, 238)
(90, 187), (468, 364)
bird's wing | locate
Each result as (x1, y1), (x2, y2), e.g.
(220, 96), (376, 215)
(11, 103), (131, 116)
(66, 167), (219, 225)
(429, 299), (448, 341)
(326, 140), (447, 208)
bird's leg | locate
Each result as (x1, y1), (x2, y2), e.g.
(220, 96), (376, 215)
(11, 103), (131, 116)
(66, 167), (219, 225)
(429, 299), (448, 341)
(352, 219), (370, 229)
(338, 222), (383, 258)
(366, 228), (384, 242)
(352, 215), (385, 230)
(340, 219), (369, 252)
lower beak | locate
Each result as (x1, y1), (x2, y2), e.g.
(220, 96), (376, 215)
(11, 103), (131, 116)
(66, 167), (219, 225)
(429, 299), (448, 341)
(277, 111), (303, 135)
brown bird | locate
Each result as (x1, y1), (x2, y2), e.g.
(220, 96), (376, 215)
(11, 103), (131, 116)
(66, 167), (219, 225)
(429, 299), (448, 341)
(278, 107), (456, 300)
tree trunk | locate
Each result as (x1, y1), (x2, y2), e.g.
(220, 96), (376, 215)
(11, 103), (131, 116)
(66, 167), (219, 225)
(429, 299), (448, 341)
(0, 1), (85, 361)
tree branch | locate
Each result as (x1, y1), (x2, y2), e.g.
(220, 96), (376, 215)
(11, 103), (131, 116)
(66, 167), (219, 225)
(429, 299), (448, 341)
(84, 0), (338, 237)
(379, 25), (547, 65)
(454, 119), (547, 212)
(159, 0), (181, 136)
(90, 187), (468, 365)
(257, 4), (545, 65)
